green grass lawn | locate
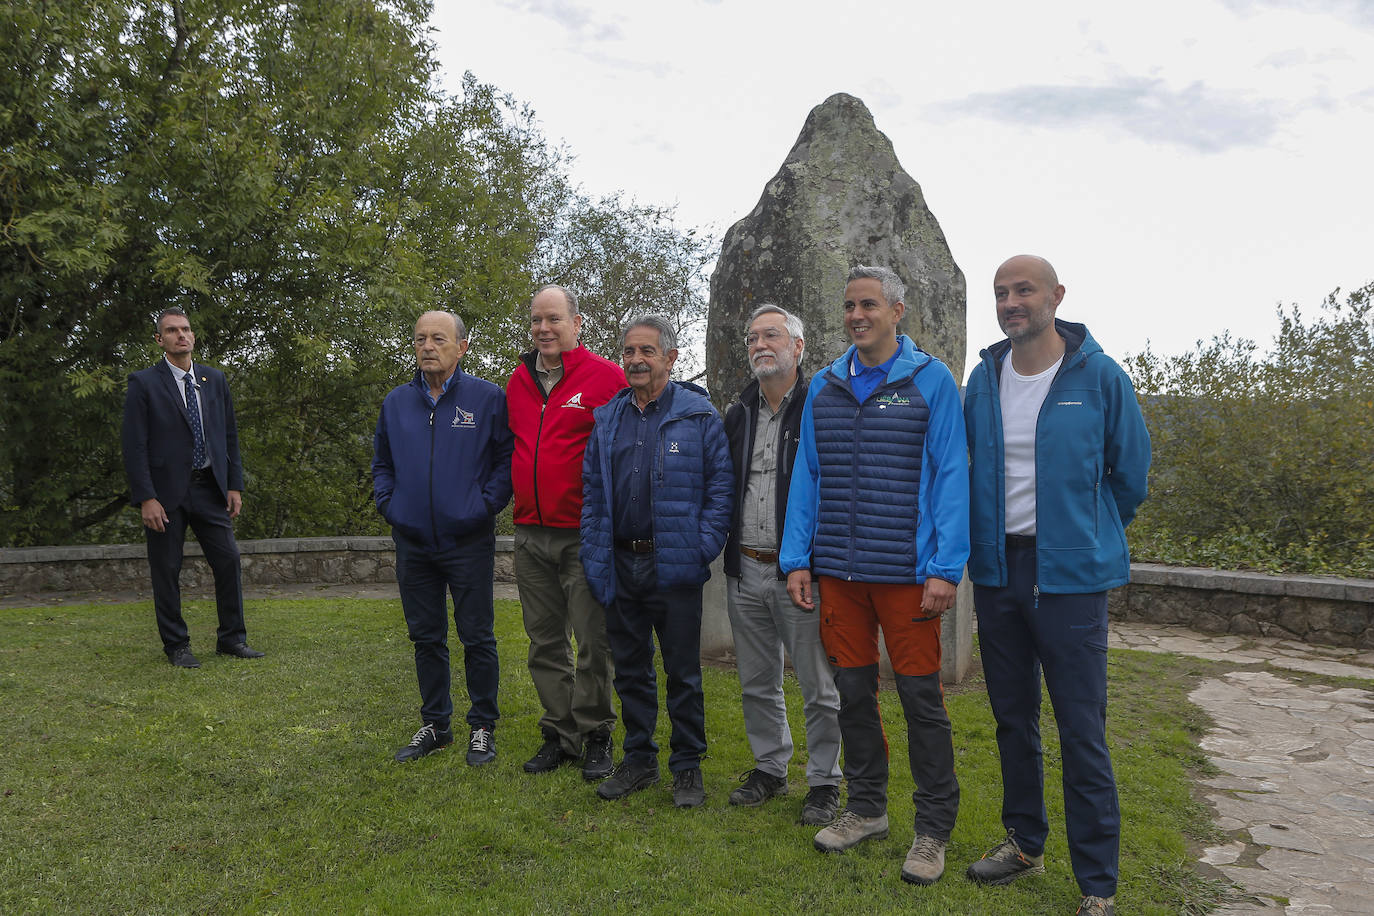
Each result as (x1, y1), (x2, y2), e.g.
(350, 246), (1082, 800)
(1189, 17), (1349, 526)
(0, 597), (1228, 914)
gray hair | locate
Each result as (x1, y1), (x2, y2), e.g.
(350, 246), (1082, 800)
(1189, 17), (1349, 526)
(621, 313), (677, 352)
(155, 307), (188, 333)
(847, 265), (906, 306)
(532, 284), (580, 316)
(748, 303), (804, 341)
(418, 310), (466, 341)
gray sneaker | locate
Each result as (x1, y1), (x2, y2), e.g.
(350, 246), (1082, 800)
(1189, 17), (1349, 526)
(900, 833), (946, 885)
(966, 830), (1045, 885)
(1076, 895), (1115, 916)
(813, 808), (889, 853)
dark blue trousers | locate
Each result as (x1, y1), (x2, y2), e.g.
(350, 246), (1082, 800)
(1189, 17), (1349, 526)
(145, 474), (247, 655)
(974, 542), (1119, 898)
(394, 531), (499, 732)
(605, 549), (707, 774)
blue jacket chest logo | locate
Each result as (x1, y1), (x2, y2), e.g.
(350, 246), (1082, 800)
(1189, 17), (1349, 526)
(452, 406), (476, 428)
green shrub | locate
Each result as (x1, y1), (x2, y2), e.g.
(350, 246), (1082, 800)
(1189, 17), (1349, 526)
(1126, 282), (1374, 578)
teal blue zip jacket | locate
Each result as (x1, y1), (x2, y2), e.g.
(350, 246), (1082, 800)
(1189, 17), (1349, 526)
(964, 320), (1151, 593)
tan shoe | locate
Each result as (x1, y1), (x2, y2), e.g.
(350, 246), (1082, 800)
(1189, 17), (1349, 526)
(900, 833), (947, 885)
(813, 809), (889, 853)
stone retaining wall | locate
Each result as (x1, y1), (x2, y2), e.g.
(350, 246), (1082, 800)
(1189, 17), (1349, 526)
(0, 536), (514, 596)
(1109, 563), (1374, 649)
(3, 541), (1371, 650)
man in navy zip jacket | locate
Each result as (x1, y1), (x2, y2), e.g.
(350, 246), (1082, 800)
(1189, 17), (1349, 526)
(373, 311), (514, 765)
(580, 314), (733, 809)
(780, 266), (969, 886)
(962, 255), (1150, 916)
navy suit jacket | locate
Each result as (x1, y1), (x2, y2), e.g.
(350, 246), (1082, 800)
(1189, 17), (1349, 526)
(122, 360), (244, 510)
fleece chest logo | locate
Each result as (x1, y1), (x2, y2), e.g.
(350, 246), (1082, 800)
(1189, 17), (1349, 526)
(1056, 400), (1084, 407)
(562, 392), (586, 409)
(452, 406), (476, 428)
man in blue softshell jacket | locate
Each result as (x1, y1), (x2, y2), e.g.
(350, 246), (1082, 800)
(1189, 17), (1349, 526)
(962, 255), (1150, 916)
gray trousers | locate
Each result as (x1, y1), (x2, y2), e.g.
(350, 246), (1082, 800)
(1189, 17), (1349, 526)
(726, 553), (843, 787)
(514, 525), (615, 754)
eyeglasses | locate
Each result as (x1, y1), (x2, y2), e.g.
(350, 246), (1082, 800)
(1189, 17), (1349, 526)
(745, 328), (789, 347)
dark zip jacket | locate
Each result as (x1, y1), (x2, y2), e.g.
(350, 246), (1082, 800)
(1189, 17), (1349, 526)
(723, 373), (808, 579)
(372, 368), (514, 549)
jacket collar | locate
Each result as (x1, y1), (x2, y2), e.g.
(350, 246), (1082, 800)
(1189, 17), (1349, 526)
(822, 334), (932, 385)
(520, 343), (595, 377)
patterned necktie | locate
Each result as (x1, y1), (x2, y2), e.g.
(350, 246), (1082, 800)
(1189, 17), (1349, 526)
(184, 373), (207, 469)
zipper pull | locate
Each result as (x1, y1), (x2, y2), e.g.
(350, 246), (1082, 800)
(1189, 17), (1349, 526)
(1033, 583), (1039, 610)
(429, 411), (434, 427)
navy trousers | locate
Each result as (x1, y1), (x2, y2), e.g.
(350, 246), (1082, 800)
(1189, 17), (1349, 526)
(974, 542), (1119, 898)
(145, 474), (247, 655)
(394, 530), (499, 732)
(605, 549), (707, 774)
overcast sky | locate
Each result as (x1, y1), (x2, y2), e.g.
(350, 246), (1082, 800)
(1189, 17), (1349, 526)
(431, 0), (1374, 379)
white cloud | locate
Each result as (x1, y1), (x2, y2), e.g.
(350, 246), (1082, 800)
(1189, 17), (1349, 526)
(931, 78), (1283, 153)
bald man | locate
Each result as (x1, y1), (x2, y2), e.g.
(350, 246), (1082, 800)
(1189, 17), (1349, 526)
(962, 256), (1151, 916)
(373, 311), (514, 765)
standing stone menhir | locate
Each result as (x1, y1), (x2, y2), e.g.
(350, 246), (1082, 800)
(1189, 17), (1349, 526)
(701, 92), (972, 684)
(705, 91), (966, 401)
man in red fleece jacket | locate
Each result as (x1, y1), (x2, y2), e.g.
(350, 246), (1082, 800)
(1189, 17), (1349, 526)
(506, 284), (626, 780)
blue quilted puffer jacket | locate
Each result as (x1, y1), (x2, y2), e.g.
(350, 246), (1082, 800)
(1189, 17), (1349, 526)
(580, 381), (734, 607)
(780, 336), (969, 585)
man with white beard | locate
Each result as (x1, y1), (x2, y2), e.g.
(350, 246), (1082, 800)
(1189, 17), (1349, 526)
(722, 305), (843, 826)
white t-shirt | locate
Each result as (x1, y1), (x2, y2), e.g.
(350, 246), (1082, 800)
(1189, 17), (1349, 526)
(1000, 354), (1062, 536)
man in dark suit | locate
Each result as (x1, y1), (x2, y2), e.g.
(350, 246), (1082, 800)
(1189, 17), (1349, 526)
(121, 307), (263, 668)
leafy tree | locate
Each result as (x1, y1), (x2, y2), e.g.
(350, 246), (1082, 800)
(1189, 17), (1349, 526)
(1126, 282), (1374, 576)
(0, 0), (560, 545)
(465, 192), (715, 388)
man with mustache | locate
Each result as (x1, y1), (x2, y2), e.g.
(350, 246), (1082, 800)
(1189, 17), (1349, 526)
(579, 314), (733, 808)
(722, 304), (842, 825)
(781, 265), (969, 886)
(962, 255), (1150, 916)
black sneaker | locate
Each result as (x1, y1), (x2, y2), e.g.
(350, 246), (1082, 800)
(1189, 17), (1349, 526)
(728, 768), (788, 806)
(672, 767), (706, 808)
(466, 726), (496, 766)
(169, 646), (201, 669)
(596, 760), (660, 800)
(800, 784), (841, 825)
(581, 728), (614, 781)
(523, 731), (573, 773)
(966, 830), (1045, 885)
(394, 723), (454, 762)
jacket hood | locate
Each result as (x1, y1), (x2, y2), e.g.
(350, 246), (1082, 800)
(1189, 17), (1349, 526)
(822, 334), (933, 384)
(604, 379), (714, 419)
(981, 319), (1099, 370)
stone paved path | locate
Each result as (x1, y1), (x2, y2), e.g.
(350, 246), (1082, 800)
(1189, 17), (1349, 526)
(1112, 623), (1374, 914)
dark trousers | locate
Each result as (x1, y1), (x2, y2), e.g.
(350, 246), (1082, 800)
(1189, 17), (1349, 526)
(605, 549), (707, 773)
(145, 475), (246, 655)
(974, 542), (1118, 898)
(394, 531), (499, 733)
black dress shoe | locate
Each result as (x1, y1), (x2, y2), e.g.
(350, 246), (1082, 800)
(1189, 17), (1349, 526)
(216, 642), (265, 659)
(169, 646), (201, 668)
